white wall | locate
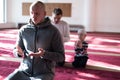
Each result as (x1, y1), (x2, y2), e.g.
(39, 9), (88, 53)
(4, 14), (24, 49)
(5, 0), (120, 33)
(95, 0), (120, 32)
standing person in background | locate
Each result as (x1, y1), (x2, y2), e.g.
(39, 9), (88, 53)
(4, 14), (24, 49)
(51, 8), (70, 43)
(5, 1), (64, 80)
(51, 8), (70, 66)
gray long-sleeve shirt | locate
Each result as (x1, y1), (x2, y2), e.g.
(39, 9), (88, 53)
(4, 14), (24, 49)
(14, 17), (65, 76)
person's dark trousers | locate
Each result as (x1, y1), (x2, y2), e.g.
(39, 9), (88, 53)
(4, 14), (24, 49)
(56, 61), (65, 67)
(72, 56), (88, 68)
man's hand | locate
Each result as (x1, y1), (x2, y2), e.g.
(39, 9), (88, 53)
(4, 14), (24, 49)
(15, 46), (24, 57)
(29, 48), (45, 57)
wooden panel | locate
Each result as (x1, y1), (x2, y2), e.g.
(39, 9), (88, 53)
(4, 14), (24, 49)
(22, 3), (71, 17)
(45, 3), (71, 17)
(22, 3), (31, 16)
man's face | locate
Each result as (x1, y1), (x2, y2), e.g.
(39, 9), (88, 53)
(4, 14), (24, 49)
(52, 14), (62, 24)
(30, 6), (46, 25)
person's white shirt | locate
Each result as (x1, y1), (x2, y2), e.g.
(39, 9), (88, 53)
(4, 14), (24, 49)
(51, 20), (70, 42)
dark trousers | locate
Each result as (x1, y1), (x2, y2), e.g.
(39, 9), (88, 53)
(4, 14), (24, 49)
(72, 56), (88, 68)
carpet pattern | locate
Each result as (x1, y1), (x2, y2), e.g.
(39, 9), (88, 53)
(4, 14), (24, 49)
(0, 60), (20, 80)
(0, 60), (120, 80)
(54, 67), (120, 80)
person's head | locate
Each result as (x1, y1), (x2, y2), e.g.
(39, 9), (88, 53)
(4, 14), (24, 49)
(30, 1), (46, 25)
(52, 8), (63, 24)
(78, 29), (87, 41)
